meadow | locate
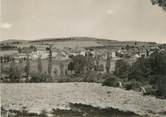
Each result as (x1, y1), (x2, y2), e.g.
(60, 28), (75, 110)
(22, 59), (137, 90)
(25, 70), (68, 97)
(1, 83), (166, 117)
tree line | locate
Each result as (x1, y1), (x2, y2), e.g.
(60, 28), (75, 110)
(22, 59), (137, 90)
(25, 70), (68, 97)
(103, 49), (166, 98)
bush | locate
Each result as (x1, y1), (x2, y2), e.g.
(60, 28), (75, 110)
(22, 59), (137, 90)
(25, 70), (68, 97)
(30, 72), (47, 83)
(40, 110), (48, 117)
(155, 75), (166, 98)
(84, 71), (104, 83)
(1, 62), (22, 83)
(127, 51), (166, 98)
(102, 75), (120, 87)
(124, 80), (141, 91)
(71, 54), (96, 75)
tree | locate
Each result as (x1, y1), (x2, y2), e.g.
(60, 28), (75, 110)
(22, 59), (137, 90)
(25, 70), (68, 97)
(106, 52), (111, 74)
(85, 53), (95, 72)
(37, 55), (42, 74)
(148, 51), (166, 97)
(114, 59), (131, 79)
(151, 0), (166, 11)
(94, 51), (99, 71)
(128, 50), (166, 98)
(48, 45), (52, 79)
(148, 50), (166, 75)
(8, 59), (21, 82)
(59, 63), (64, 75)
(156, 75), (166, 98)
(128, 57), (151, 83)
(18, 47), (22, 53)
(125, 44), (130, 50)
(25, 49), (30, 82)
(68, 61), (74, 74)
(29, 45), (37, 51)
(72, 55), (86, 74)
(70, 53), (95, 75)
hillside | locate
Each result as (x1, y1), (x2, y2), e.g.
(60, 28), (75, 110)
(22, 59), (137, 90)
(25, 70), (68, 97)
(1, 83), (166, 117)
(0, 37), (157, 48)
(0, 39), (29, 45)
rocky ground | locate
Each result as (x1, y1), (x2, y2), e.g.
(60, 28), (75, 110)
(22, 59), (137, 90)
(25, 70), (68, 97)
(1, 83), (166, 117)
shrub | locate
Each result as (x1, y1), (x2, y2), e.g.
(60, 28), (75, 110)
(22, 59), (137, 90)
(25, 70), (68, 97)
(155, 75), (166, 98)
(84, 71), (104, 83)
(124, 80), (141, 91)
(102, 75), (120, 87)
(40, 110), (48, 117)
(30, 71), (48, 83)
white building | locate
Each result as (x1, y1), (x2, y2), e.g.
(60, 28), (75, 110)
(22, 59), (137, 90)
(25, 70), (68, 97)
(31, 51), (49, 60)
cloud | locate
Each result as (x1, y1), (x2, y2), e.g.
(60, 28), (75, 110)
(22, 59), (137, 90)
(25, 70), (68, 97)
(0, 22), (13, 29)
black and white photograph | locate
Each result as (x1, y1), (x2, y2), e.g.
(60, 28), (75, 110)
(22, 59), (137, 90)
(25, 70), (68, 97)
(0, 0), (166, 117)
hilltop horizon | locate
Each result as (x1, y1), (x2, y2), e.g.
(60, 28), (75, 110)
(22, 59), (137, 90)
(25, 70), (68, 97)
(0, 36), (162, 44)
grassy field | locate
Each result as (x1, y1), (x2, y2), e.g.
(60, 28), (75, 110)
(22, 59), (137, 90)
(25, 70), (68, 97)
(51, 41), (103, 49)
(1, 37), (157, 50)
(1, 83), (166, 117)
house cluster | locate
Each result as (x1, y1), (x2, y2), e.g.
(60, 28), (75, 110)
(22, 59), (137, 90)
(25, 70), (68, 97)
(118, 46), (165, 59)
(0, 44), (163, 62)
(0, 43), (165, 77)
(0, 50), (18, 63)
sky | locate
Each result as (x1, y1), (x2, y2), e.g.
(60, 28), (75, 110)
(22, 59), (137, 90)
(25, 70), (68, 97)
(1, 0), (166, 43)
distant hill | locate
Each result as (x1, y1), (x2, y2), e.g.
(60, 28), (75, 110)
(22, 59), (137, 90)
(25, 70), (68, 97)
(30, 37), (157, 46)
(0, 39), (29, 45)
(0, 37), (157, 49)
(29, 37), (118, 44)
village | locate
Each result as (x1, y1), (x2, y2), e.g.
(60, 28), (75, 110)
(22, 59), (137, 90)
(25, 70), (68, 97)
(1, 0), (166, 116)
(0, 39), (164, 83)
(1, 39), (166, 117)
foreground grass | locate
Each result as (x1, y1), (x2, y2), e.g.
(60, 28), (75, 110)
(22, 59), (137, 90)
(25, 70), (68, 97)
(1, 83), (166, 117)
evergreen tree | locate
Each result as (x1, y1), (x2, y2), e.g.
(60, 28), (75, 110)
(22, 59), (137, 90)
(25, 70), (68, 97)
(9, 59), (18, 82)
(37, 55), (42, 74)
(25, 49), (30, 82)
(72, 55), (86, 74)
(114, 59), (131, 79)
(60, 63), (64, 75)
(68, 61), (74, 74)
(106, 52), (111, 74)
(48, 45), (52, 79)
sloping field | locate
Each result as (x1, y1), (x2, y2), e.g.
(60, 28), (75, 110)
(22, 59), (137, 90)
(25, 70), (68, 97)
(52, 41), (103, 49)
(1, 83), (166, 117)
